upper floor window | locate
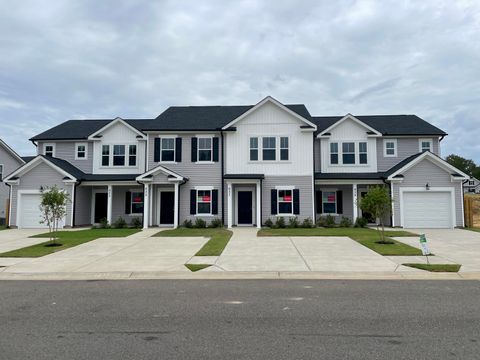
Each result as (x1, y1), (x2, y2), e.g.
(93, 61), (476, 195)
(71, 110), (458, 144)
(384, 139), (397, 157)
(44, 143), (55, 157)
(102, 145), (110, 166)
(101, 144), (137, 167)
(75, 143), (87, 160)
(161, 138), (175, 162)
(359, 142), (367, 164)
(419, 138), (432, 152)
(113, 145), (125, 166)
(198, 137), (212, 162)
(330, 143), (339, 164)
(262, 137), (276, 161)
(342, 142), (355, 164)
(280, 137), (289, 161)
(278, 189), (293, 215)
(128, 145), (137, 166)
(250, 137), (258, 161)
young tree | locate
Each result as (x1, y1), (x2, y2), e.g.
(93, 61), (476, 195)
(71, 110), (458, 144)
(358, 186), (393, 244)
(39, 186), (70, 245)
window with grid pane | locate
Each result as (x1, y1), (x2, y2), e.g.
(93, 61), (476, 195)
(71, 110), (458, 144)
(131, 192), (144, 213)
(197, 190), (211, 214)
(113, 145), (125, 166)
(128, 145), (137, 166)
(198, 138), (212, 161)
(278, 189), (293, 214)
(359, 142), (367, 164)
(262, 137), (276, 161)
(322, 191), (336, 214)
(250, 137), (258, 161)
(385, 141), (396, 156)
(280, 137), (289, 161)
(330, 143), (338, 164)
(102, 145), (110, 166)
(161, 138), (175, 162)
(342, 142), (355, 164)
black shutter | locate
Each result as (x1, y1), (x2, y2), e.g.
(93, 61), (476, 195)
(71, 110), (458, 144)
(154, 138), (161, 162)
(213, 137), (219, 162)
(271, 189), (278, 215)
(336, 191), (343, 214)
(212, 190), (218, 214)
(191, 137), (198, 162)
(125, 191), (131, 214)
(316, 191), (323, 214)
(175, 137), (182, 162)
(293, 189), (300, 215)
(190, 189), (197, 215)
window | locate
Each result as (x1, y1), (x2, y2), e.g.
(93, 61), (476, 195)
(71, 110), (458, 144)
(198, 137), (212, 162)
(161, 138), (175, 162)
(280, 137), (289, 161)
(113, 145), (125, 166)
(250, 137), (258, 161)
(359, 142), (367, 164)
(75, 143), (87, 160)
(342, 142), (355, 164)
(197, 190), (211, 214)
(419, 139), (432, 152)
(131, 192), (144, 214)
(128, 145), (137, 166)
(330, 143), (339, 164)
(44, 144), (55, 157)
(0, 164), (3, 181)
(278, 189), (293, 214)
(263, 137), (276, 161)
(384, 139), (397, 157)
(102, 145), (110, 166)
(322, 191), (337, 214)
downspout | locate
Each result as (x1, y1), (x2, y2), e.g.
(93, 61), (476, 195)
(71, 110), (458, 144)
(260, 178), (263, 226)
(6, 183), (11, 228)
(220, 130), (225, 225)
(312, 132), (316, 221)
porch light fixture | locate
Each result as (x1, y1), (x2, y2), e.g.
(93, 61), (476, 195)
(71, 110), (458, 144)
(425, 183), (430, 191)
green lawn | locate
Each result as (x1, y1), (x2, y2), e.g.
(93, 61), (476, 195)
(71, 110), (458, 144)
(466, 228), (480, 233)
(155, 228), (232, 256)
(258, 227), (423, 256)
(0, 228), (140, 258)
(403, 263), (461, 272)
(185, 264), (211, 272)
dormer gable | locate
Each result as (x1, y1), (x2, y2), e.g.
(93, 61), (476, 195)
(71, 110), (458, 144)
(317, 114), (382, 139)
(88, 117), (147, 141)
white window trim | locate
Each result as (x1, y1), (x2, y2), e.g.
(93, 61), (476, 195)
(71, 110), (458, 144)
(277, 188), (294, 215)
(75, 142), (88, 160)
(100, 143), (138, 168)
(160, 136), (177, 164)
(419, 138), (433, 152)
(197, 135), (213, 163)
(322, 190), (337, 215)
(328, 140), (369, 166)
(130, 190), (144, 215)
(196, 189), (212, 216)
(128, 144), (137, 167)
(249, 135), (290, 163)
(249, 136), (259, 161)
(383, 139), (397, 157)
(43, 143), (56, 157)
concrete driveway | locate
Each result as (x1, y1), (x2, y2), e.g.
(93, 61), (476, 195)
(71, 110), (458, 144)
(0, 228), (53, 255)
(392, 228), (480, 272)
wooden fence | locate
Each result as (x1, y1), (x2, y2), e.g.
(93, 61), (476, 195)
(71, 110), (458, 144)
(464, 194), (480, 228)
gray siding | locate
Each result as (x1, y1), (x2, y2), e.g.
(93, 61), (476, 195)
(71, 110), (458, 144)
(10, 162), (73, 227)
(111, 186), (143, 225)
(38, 141), (93, 173)
(392, 158), (463, 227)
(315, 185), (353, 223)
(261, 175), (313, 224)
(0, 145), (24, 221)
(377, 137), (440, 172)
(74, 186), (92, 226)
(148, 134), (223, 225)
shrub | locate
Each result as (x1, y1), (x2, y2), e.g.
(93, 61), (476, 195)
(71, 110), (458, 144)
(99, 217), (110, 229)
(324, 214), (336, 228)
(316, 216), (327, 227)
(354, 217), (368, 228)
(301, 217), (314, 228)
(288, 216), (299, 228)
(339, 216), (352, 228)
(130, 217), (142, 229)
(113, 217), (127, 229)
(209, 218), (223, 228)
(194, 218), (207, 228)
(264, 218), (274, 228)
(275, 217), (286, 229)
(183, 219), (193, 228)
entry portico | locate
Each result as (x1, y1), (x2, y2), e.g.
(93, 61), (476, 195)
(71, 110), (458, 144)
(225, 174), (263, 229)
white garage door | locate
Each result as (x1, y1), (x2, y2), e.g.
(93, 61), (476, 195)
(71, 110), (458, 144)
(18, 193), (65, 229)
(402, 191), (452, 228)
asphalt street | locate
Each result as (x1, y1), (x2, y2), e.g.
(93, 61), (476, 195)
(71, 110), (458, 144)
(0, 280), (479, 359)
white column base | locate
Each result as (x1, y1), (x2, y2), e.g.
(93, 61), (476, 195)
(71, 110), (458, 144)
(352, 183), (358, 223)
(173, 182), (179, 228)
(143, 183), (149, 229)
(256, 180), (261, 228)
(227, 182), (233, 228)
(107, 185), (113, 226)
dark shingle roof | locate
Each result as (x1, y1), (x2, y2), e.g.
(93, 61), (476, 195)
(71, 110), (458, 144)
(312, 115), (447, 136)
(383, 152), (424, 177)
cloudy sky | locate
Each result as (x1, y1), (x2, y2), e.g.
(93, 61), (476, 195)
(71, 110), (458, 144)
(1, 0), (479, 161)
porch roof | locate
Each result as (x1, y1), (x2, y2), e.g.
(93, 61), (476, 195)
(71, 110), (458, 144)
(314, 172), (385, 180)
(224, 173), (265, 180)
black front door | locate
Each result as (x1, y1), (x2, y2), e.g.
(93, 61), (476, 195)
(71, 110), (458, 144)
(94, 193), (108, 223)
(160, 192), (175, 225)
(238, 191), (253, 225)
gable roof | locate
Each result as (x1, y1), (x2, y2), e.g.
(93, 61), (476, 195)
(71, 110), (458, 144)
(317, 114), (381, 137)
(312, 115), (447, 136)
(0, 139), (25, 164)
(87, 117), (148, 140)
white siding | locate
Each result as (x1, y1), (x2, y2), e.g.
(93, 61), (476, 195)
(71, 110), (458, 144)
(320, 118), (378, 173)
(225, 101), (314, 176)
(92, 122), (146, 174)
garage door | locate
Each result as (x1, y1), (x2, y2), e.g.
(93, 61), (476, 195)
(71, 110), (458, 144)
(18, 193), (65, 229)
(402, 191), (452, 228)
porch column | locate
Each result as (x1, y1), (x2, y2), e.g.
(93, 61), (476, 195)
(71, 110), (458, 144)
(256, 180), (261, 228)
(143, 183), (149, 229)
(227, 182), (233, 228)
(173, 182), (179, 229)
(107, 184), (113, 226)
(352, 183), (358, 223)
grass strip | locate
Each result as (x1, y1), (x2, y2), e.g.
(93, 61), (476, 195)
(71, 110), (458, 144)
(185, 264), (211, 272)
(403, 263), (461, 272)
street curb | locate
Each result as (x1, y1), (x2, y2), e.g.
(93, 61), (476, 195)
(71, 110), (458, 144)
(0, 271), (479, 281)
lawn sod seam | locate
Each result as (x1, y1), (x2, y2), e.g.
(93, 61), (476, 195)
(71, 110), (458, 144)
(403, 263), (461, 272)
(0, 228), (140, 258)
(155, 228), (232, 256)
(258, 227), (423, 256)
